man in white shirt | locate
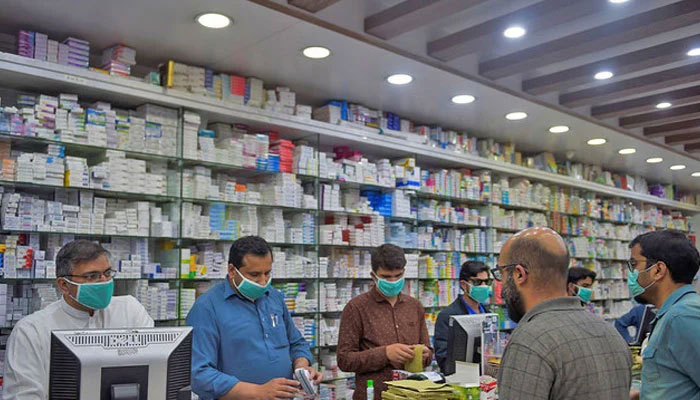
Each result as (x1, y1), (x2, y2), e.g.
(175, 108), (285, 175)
(2, 239), (154, 400)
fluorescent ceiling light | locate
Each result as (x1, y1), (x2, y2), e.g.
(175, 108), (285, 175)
(505, 112), (528, 121)
(548, 125), (569, 133)
(670, 164), (686, 170)
(302, 46), (331, 59)
(646, 157), (663, 164)
(687, 48), (700, 57)
(503, 26), (526, 39)
(618, 148), (636, 155)
(196, 13), (231, 29)
(609, 0), (630, 3)
(691, 172), (700, 177)
(451, 95), (476, 104)
(387, 74), (413, 85)
(586, 138), (607, 145)
(594, 71), (614, 80)
(655, 102), (672, 109)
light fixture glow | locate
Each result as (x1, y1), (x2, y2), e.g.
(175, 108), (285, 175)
(451, 95), (476, 104)
(655, 102), (672, 109)
(587, 138), (607, 145)
(196, 13), (231, 29)
(505, 112), (528, 121)
(548, 125), (570, 133)
(386, 74), (413, 85)
(691, 172), (700, 177)
(670, 164), (686, 170)
(302, 46), (331, 59)
(646, 157), (663, 164)
(609, 0), (630, 3)
(503, 26), (526, 39)
(618, 148), (636, 155)
(687, 48), (700, 57)
(594, 71), (614, 80)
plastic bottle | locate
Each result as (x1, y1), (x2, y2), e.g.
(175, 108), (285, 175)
(366, 379), (374, 400)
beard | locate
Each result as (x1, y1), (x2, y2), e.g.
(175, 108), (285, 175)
(502, 273), (526, 323)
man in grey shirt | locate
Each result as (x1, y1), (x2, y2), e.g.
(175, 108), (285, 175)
(494, 227), (632, 400)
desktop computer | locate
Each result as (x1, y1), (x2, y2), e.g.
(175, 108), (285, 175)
(443, 313), (497, 376)
(49, 327), (192, 400)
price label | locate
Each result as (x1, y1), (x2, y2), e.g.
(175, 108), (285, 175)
(64, 74), (88, 85)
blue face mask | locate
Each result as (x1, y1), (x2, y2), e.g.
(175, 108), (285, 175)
(64, 278), (114, 310)
(374, 274), (405, 298)
(233, 267), (271, 301)
(628, 264), (657, 298)
(575, 285), (593, 303)
(468, 284), (491, 304)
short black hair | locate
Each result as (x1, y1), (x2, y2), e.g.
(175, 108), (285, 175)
(503, 236), (570, 288)
(228, 236), (273, 269)
(56, 240), (110, 277)
(567, 267), (597, 285)
(459, 261), (489, 282)
(629, 230), (700, 284)
(371, 244), (406, 272)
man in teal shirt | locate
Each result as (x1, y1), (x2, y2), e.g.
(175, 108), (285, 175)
(626, 230), (700, 400)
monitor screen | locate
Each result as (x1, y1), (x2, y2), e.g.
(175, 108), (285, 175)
(443, 313), (497, 376)
(631, 305), (656, 346)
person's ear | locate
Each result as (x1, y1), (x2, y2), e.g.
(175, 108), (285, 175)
(56, 278), (72, 297)
(460, 280), (469, 293)
(514, 265), (528, 285)
(651, 262), (667, 281)
(567, 282), (575, 295)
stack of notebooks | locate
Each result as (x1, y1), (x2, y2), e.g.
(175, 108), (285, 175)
(382, 380), (458, 400)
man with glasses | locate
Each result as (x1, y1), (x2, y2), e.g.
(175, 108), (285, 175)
(494, 227), (631, 400)
(434, 260), (491, 372)
(3, 239), (153, 400)
(626, 230), (700, 400)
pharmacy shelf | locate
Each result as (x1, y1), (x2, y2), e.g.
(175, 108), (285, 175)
(386, 216), (418, 223)
(418, 220), (486, 230)
(0, 229), (176, 240)
(410, 191), (489, 206)
(0, 179), (178, 203)
(319, 210), (379, 218)
(493, 202), (548, 212)
(181, 157), (317, 181)
(182, 197), (317, 213)
(493, 227), (521, 233)
(318, 177), (394, 191)
(180, 237), (317, 247)
(0, 277), (176, 282)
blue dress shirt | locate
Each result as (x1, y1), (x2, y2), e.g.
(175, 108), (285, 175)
(186, 280), (313, 400)
(614, 304), (646, 343)
(641, 285), (700, 400)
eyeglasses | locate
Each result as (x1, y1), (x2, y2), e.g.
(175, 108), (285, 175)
(469, 278), (493, 286)
(61, 268), (117, 282)
(490, 263), (528, 281)
(626, 258), (656, 273)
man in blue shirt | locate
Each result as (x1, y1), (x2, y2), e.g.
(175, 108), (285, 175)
(434, 261), (491, 372)
(627, 230), (700, 400)
(614, 304), (646, 343)
(187, 236), (322, 400)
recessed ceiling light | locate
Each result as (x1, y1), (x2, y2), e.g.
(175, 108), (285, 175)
(503, 26), (526, 39)
(505, 112), (528, 121)
(687, 48), (700, 57)
(646, 157), (663, 164)
(302, 46), (331, 59)
(618, 148), (636, 155)
(387, 74), (413, 85)
(587, 138), (607, 145)
(451, 95), (476, 104)
(548, 125), (570, 133)
(655, 102), (672, 109)
(594, 71), (614, 80)
(670, 164), (686, 170)
(196, 13), (231, 29)
(609, 0), (630, 3)
(692, 172), (700, 177)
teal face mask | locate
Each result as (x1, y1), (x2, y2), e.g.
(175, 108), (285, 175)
(375, 275), (405, 298)
(64, 278), (114, 310)
(468, 284), (491, 304)
(233, 267), (271, 301)
(575, 285), (593, 303)
(628, 265), (657, 298)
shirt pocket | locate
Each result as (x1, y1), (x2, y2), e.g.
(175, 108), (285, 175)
(267, 307), (290, 349)
(641, 345), (660, 381)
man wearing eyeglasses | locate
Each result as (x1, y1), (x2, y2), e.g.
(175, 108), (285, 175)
(494, 227), (631, 400)
(626, 230), (700, 400)
(3, 239), (153, 400)
(434, 260), (491, 372)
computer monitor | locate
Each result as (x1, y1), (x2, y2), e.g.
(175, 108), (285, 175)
(630, 305), (656, 346)
(443, 313), (497, 376)
(49, 327), (192, 400)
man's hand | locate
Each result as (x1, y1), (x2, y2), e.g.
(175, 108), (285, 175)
(386, 343), (414, 368)
(256, 378), (301, 400)
(630, 390), (640, 400)
(418, 345), (431, 365)
(301, 365), (323, 385)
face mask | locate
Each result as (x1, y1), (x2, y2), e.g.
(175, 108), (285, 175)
(628, 265), (657, 298)
(63, 278), (114, 310)
(374, 274), (405, 298)
(233, 267), (271, 301)
(502, 273), (525, 323)
(468, 284), (491, 304)
(575, 285), (593, 303)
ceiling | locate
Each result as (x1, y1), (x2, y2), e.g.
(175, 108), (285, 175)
(0, 0), (699, 193)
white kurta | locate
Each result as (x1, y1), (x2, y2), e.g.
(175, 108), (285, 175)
(2, 295), (154, 400)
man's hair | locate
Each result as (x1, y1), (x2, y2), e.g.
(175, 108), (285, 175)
(371, 244), (406, 272)
(567, 267), (597, 285)
(459, 261), (489, 282)
(629, 230), (700, 284)
(56, 240), (110, 277)
(228, 236), (273, 269)
(503, 236), (570, 288)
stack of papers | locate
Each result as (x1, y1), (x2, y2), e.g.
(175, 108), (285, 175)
(382, 380), (457, 400)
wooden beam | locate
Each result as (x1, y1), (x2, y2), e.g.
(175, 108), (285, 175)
(479, 0), (700, 79)
(684, 142), (700, 153)
(523, 33), (700, 95)
(559, 63), (700, 108)
(365, 0), (489, 40)
(644, 118), (700, 138)
(428, 0), (602, 61)
(619, 103), (700, 129)
(591, 85), (700, 119)
(665, 132), (700, 146)
(288, 0), (342, 13)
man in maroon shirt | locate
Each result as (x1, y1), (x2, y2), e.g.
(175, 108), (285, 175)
(337, 244), (433, 400)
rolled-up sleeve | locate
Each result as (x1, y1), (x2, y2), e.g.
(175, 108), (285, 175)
(337, 303), (388, 373)
(283, 302), (313, 364)
(186, 297), (239, 399)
